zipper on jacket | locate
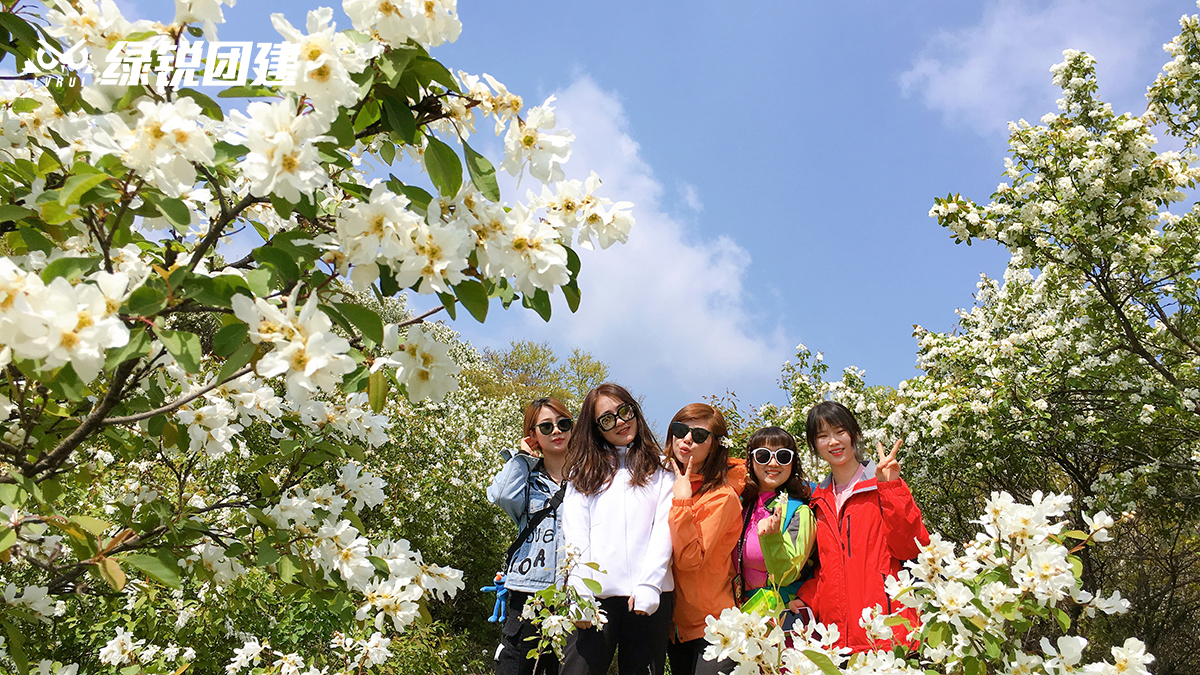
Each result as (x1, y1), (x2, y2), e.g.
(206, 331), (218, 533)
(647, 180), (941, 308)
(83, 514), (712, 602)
(846, 516), (851, 558)
(881, 573), (892, 614)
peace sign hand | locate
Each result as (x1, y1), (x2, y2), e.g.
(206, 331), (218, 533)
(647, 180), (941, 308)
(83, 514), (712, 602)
(671, 455), (694, 500)
(875, 439), (902, 483)
(757, 494), (786, 536)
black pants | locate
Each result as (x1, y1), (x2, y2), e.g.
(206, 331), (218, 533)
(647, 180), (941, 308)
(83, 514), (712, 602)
(560, 593), (675, 675)
(496, 591), (560, 675)
(666, 637), (734, 675)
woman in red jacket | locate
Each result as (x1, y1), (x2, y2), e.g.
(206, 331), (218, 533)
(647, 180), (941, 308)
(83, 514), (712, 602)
(795, 401), (930, 652)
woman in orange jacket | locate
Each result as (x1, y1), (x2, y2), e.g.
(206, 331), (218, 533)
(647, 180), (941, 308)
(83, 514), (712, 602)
(664, 403), (745, 675)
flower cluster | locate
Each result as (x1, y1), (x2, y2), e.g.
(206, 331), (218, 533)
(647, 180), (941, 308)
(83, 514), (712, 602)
(701, 492), (1152, 675)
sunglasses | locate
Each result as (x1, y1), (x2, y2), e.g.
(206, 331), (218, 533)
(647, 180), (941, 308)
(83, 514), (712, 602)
(596, 403), (636, 432)
(535, 418), (574, 435)
(751, 447), (794, 466)
(669, 422), (712, 444)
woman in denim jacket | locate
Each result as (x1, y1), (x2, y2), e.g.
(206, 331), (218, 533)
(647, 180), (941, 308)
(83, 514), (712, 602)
(487, 397), (574, 675)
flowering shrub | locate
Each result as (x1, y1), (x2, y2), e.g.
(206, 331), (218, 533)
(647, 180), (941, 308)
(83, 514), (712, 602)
(0, 0), (634, 672)
(702, 492), (1152, 675)
(517, 545), (607, 664)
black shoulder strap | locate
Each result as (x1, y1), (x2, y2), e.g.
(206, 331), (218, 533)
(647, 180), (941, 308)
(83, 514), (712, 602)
(503, 481), (568, 570)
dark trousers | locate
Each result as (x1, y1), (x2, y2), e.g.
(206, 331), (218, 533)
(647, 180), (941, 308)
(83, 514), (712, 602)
(560, 593), (675, 675)
(496, 591), (560, 675)
(666, 637), (734, 675)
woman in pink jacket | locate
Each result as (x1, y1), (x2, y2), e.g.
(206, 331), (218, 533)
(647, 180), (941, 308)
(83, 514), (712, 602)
(795, 401), (930, 652)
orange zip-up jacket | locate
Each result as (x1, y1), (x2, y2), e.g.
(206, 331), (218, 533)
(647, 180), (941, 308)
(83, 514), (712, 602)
(668, 459), (747, 642)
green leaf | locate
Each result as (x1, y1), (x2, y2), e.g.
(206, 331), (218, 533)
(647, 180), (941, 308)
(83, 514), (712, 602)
(256, 542), (280, 566)
(124, 283), (168, 316)
(412, 55), (460, 93)
(378, 48), (417, 88)
(69, 515), (112, 536)
(463, 141), (500, 202)
(0, 14), (38, 50)
(0, 619), (29, 675)
(563, 280), (581, 313)
(368, 369), (388, 413)
(97, 557), (127, 591)
(176, 88), (224, 121)
(58, 172), (109, 206)
(145, 193), (192, 229)
(217, 85), (278, 98)
(1069, 554), (1083, 581)
(335, 303), (385, 344)
(454, 279), (489, 323)
(582, 578), (602, 594)
(157, 329), (202, 373)
(257, 473), (278, 498)
(0, 527), (15, 553)
(218, 342), (256, 383)
(1054, 607), (1071, 632)
(253, 245), (300, 287)
(122, 552), (183, 589)
(379, 140), (396, 165)
(424, 135), (462, 197)
(566, 246), (581, 277)
(964, 656), (983, 675)
(244, 268), (273, 297)
(212, 323), (249, 358)
(18, 225), (53, 253)
(329, 111), (356, 147)
(801, 651), (842, 675)
(278, 555), (297, 583)
(523, 288), (552, 322)
(40, 255), (98, 283)
(381, 92), (417, 143)
(437, 292), (457, 320)
(925, 621), (948, 647)
(0, 204), (34, 224)
(105, 326), (152, 370)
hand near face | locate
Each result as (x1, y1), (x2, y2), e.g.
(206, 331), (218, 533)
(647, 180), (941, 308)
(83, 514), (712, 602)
(757, 494), (786, 536)
(520, 436), (541, 458)
(875, 439), (902, 482)
(671, 455), (693, 500)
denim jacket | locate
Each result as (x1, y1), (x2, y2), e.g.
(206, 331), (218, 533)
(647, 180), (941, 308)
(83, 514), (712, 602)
(486, 452), (563, 593)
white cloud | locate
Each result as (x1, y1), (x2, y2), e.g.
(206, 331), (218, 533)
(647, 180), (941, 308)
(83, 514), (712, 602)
(900, 0), (1167, 135)
(680, 182), (703, 212)
(476, 76), (792, 414)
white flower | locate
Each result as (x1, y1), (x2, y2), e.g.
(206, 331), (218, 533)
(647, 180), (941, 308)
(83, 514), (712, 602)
(394, 325), (461, 403)
(271, 7), (372, 124)
(343, 0), (461, 48)
(110, 98), (215, 197)
(98, 627), (143, 666)
(227, 98), (331, 203)
(499, 97), (574, 184)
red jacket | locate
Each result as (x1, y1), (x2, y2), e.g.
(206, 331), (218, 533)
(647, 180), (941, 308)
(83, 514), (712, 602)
(796, 463), (930, 652)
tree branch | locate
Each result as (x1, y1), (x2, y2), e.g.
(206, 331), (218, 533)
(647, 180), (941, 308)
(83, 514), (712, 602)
(102, 365), (254, 426)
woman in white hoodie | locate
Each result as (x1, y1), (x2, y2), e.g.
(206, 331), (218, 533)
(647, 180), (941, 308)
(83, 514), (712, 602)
(559, 383), (675, 675)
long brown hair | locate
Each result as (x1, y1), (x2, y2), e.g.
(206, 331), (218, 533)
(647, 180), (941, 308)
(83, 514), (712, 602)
(664, 403), (730, 497)
(522, 397), (574, 448)
(742, 426), (811, 502)
(565, 383), (662, 496)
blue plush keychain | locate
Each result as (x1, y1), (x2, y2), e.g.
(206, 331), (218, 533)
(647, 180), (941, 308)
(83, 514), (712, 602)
(480, 572), (508, 622)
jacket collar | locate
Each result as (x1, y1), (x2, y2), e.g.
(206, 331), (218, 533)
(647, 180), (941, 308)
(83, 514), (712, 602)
(815, 461), (878, 497)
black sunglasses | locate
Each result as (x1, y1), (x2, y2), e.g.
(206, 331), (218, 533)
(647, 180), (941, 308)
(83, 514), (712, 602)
(669, 422), (711, 444)
(751, 447), (794, 466)
(535, 418), (574, 435)
(596, 403), (636, 431)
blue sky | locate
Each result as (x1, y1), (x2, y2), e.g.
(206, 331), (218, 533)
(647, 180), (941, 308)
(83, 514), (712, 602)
(131, 0), (1192, 426)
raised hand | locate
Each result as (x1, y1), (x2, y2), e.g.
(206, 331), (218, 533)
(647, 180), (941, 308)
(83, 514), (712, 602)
(757, 494), (786, 536)
(520, 436), (542, 458)
(875, 438), (902, 482)
(671, 455), (694, 500)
